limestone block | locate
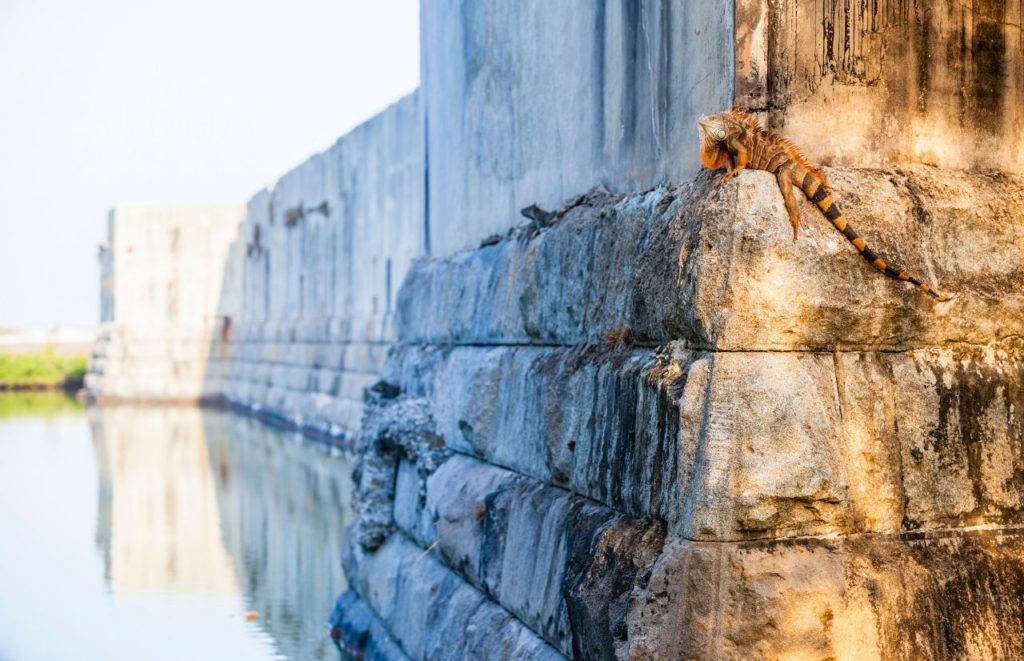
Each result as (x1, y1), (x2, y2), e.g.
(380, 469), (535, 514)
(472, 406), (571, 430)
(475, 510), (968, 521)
(407, 454), (664, 658)
(853, 340), (1024, 531)
(627, 530), (1024, 660)
(392, 459), (431, 547)
(398, 168), (1024, 351)
(343, 534), (563, 661)
(677, 342), (1024, 539)
(476, 475), (577, 653)
(387, 344), (682, 523)
(329, 591), (410, 661)
(678, 351), (850, 540)
(425, 456), (517, 583)
(386, 338), (1024, 542)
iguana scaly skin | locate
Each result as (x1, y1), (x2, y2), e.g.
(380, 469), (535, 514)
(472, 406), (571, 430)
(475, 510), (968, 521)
(697, 109), (950, 301)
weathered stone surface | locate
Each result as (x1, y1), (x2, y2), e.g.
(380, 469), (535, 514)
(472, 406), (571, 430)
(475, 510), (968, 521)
(356, 191), (1024, 655)
(420, 0), (733, 255)
(736, 0), (1024, 174)
(329, 590), (410, 661)
(342, 533), (564, 661)
(351, 395), (446, 551)
(844, 340), (1024, 532)
(383, 343), (683, 524)
(383, 338), (1024, 542)
(389, 453), (665, 658)
(88, 204), (245, 400)
(678, 351), (851, 540)
(627, 529), (1024, 660)
(200, 336), (390, 439)
(562, 507), (666, 660)
(210, 92), (424, 346)
(212, 164), (1024, 655)
(399, 167), (1024, 351)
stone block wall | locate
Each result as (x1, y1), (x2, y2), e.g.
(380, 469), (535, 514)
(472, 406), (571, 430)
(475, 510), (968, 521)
(202, 92), (424, 440)
(335, 169), (1024, 659)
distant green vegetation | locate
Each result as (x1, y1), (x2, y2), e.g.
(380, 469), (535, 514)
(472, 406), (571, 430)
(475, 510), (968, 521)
(0, 351), (88, 389)
(0, 392), (83, 419)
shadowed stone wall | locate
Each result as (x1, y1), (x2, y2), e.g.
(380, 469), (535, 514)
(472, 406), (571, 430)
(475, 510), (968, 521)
(335, 170), (1024, 659)
(420, 0), (734, 256)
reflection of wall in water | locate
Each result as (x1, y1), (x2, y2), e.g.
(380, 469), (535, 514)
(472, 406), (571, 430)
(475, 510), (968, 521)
(89, 406), (239, 596)
(203, 409), (353, 661)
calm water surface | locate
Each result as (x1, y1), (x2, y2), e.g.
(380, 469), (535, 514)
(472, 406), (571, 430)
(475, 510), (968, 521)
(0, 393), (353, 661)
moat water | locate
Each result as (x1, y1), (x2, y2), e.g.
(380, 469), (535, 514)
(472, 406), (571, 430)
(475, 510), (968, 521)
(0, 393), (353, 661)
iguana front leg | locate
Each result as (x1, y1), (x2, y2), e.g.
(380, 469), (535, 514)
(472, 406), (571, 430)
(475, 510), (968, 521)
(776, 172), (802, 241)
(715, 155), (736, 188)
(716, 137), (749, 187)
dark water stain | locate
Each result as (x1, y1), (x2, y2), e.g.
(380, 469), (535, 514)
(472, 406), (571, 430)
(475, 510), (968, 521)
(593, 0), (607, 167)
(945, 4), (971, 127)
(972, 0), (1008, 133)
(914, 1), (931, 113)
(894, 533), (1024, 660)
(562, 506), (665, 661)
(903, 341), (1024, 529)
(740, 0), (1019, 154)
(655, 0), (672, 151)
(620, 0), (641, 151)
(823, 0), (837, 77)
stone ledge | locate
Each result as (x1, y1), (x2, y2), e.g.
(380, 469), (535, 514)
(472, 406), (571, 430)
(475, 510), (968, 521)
(211, 339), (389, 373)
(212, 363), (376, 399)
(209, 386), (364, 440)
(398, 167), (1024, 351)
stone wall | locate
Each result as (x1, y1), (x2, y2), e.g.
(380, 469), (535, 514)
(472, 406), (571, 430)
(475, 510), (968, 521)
(202, 92), (424, 440)
(420, 0), (734, 256)
(332, 169), (1024, 660)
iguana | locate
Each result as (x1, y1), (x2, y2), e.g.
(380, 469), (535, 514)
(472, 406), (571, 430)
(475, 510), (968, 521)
(697, 109), (950, 301)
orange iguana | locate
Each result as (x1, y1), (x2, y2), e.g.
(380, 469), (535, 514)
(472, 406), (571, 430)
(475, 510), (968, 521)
(697, 109), (950, 301)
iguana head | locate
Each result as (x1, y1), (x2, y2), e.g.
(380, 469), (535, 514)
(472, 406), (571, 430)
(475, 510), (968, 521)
(697, 112), (737, 170)
(697, 113), (734, 142)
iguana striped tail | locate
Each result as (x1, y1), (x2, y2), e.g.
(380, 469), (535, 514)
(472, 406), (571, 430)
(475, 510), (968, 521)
(796, 170), (950, 301)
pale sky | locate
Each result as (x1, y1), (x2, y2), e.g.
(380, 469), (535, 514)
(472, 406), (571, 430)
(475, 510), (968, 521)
(0, 0), (420, 328)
